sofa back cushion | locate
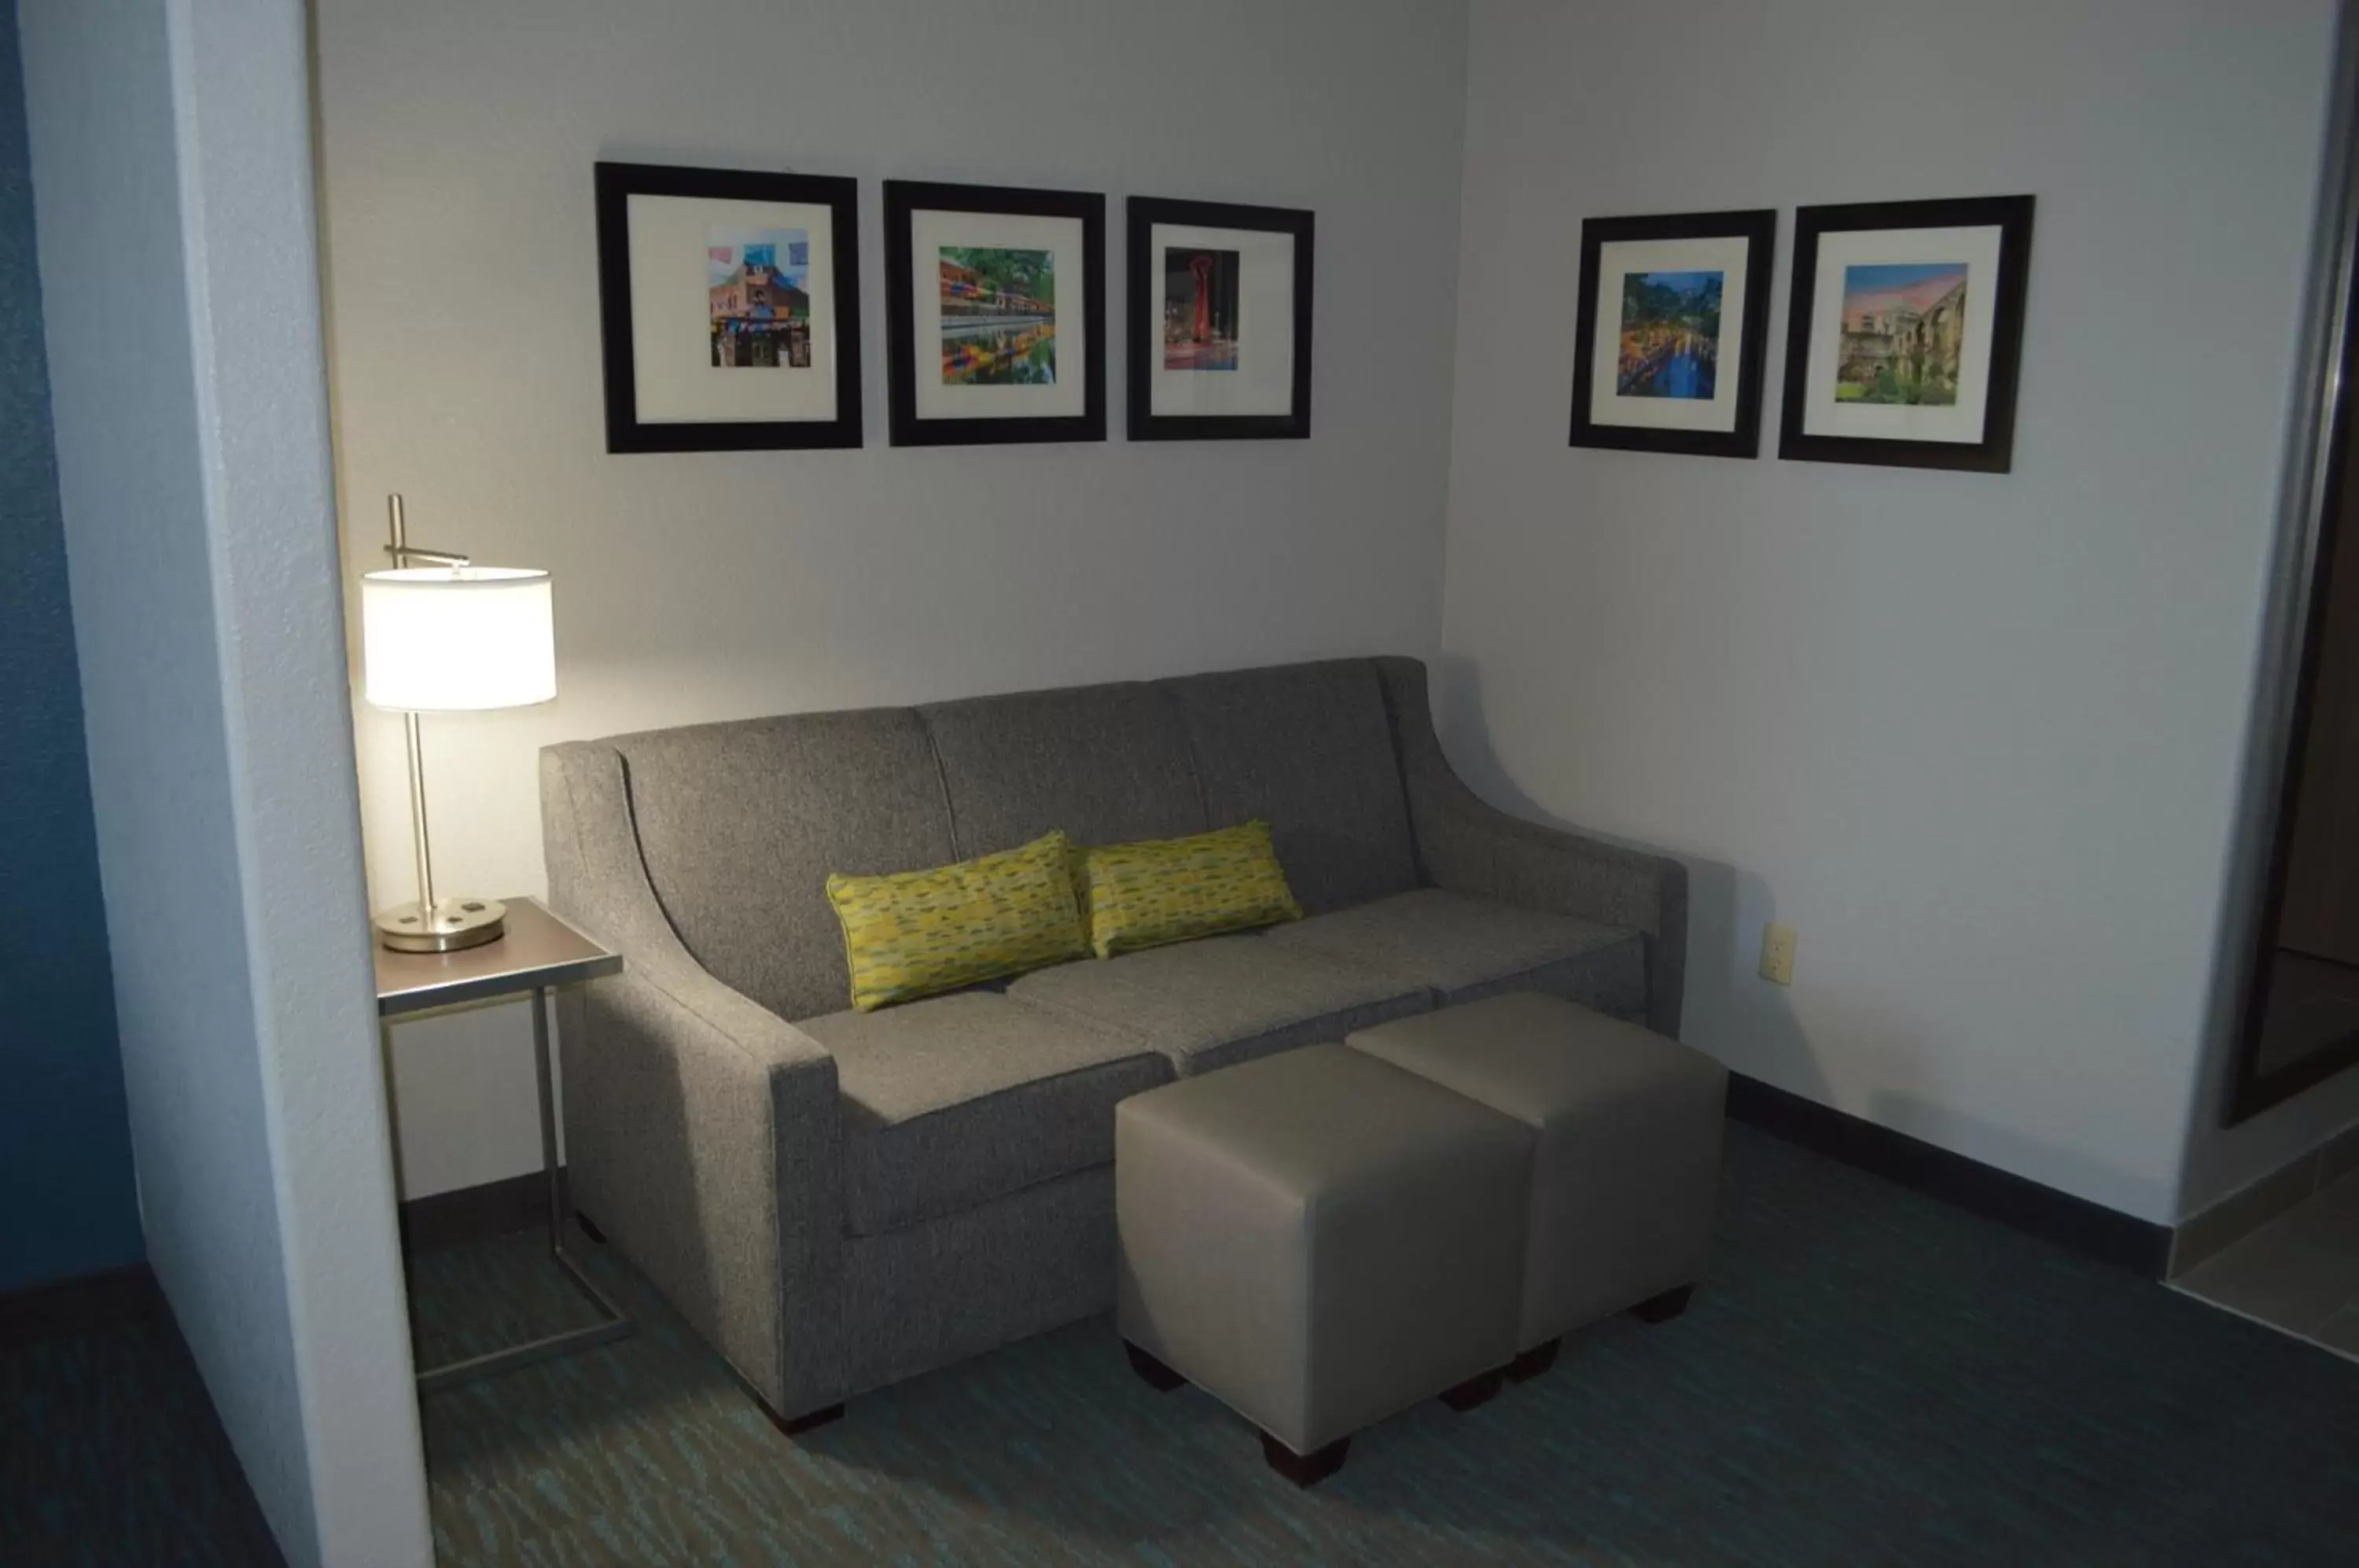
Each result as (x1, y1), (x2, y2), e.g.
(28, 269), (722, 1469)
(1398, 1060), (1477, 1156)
(614, 708), (955, 1021)
(921, 683), (1206, 856)
(1156, 660), (1419, 913)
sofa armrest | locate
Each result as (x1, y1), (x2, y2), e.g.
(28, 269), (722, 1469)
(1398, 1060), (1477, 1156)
(1374, 657), (1690, 1039)
(542, 742), (846, 1419)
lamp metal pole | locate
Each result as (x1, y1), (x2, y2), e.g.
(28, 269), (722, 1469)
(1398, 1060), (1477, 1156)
(388, 495), (440, 922)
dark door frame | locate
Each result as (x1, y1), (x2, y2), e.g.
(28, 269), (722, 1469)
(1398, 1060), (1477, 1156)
(2224, 2), (2359, 1126)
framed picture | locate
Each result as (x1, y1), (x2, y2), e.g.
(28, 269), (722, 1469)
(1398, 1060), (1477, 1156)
(594, 161), (862, 454)
(1127, 196), (1313, 440)
(883, 179), (1105, 447)
(1779, 195), (2034, 473)
(1569, 209), (1775, 459)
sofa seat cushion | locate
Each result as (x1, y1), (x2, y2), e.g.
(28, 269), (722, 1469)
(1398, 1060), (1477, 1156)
(803, 991), (1170, 1236)
(1265, 888), (1647, 1019)
(1008, 933), (1429, 1077)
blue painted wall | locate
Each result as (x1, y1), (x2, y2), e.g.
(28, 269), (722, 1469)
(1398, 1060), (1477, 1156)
(0, 4), (142, 1292)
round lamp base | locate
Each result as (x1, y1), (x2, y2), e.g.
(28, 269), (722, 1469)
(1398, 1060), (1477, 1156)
(375, 896), (508, 954)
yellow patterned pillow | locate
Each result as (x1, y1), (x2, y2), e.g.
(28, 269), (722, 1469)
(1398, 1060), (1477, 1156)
(826, 831), (1088, 1011)
(1077, 820), (1304, 959)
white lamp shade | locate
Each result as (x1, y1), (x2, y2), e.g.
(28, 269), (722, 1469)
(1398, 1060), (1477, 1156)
(361, 566), (556, 712)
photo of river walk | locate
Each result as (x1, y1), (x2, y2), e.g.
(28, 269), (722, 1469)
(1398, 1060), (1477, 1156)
(1617, 270), (1722, 399)
(939, 246), (1057, 386)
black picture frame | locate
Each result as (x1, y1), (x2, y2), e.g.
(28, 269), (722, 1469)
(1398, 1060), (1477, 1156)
(1778, 194), (2035, 473)
(883, 179), (1106, 447)
(594, 161), (863, 454)
(1127, 196), (1314, 441)
(1568, 208), (1776, 459)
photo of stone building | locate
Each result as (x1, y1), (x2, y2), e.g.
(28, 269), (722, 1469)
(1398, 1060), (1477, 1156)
(1837, 263), (1966, 405)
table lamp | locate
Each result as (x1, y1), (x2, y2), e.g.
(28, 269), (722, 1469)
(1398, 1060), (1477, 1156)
(361, 495), (556, 952)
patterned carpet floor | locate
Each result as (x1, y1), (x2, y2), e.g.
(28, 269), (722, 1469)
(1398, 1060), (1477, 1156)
(0, 1286), (282, 1567)
(12, 1123), (2359, 1565)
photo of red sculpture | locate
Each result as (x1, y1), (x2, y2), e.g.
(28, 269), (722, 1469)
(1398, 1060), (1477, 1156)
(1163, 246), (1240, 370)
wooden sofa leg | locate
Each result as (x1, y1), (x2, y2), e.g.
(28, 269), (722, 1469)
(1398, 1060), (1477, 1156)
(1631, 1284), (1695, 1323)
(1261, 1431), (1349, 1488)
(763, 1401), (846, 1437)
(1124, 1341), (1187, 1393)
(1438, 1367), (1504, 1412)
(1507, 1338), (1562, 1382)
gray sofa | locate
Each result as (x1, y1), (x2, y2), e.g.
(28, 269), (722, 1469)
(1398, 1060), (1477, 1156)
(539, 656), (1687, 1427)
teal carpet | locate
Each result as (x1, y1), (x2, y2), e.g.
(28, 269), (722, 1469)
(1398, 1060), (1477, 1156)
(13, 1124), (2359, 1564)
(0, 1290), (282, 1566)
(416, 1124), (2359, 1565)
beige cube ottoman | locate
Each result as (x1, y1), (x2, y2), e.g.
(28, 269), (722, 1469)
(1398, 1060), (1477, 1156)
(1347, 991), (1727, 1375)
(1115, 1043), (1530, 1486)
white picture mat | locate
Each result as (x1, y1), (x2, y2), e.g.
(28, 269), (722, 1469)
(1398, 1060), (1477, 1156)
(911, 209), (1087, 422)
(1148, 223), (1296, 418)
(1586, 234), (1752, 433)
(627, 193), (837, 425)
(1800, 223), (2003, 444)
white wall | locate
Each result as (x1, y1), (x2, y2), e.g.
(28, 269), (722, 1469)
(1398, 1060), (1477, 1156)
(1443, 0), (2346, 1225)
(315, 0), (1471, 1196)
(22, 0), (431, 1562)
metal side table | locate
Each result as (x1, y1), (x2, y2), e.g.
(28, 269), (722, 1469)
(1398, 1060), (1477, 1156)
(375, 896), (632, 1393)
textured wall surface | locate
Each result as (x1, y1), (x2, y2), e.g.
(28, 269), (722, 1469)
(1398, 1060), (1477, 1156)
(1441, 0), (2342, 1224)
(314, 0), (1471, 1198)
(0, 0), (142, 1293)
(20, 0), (430, 1561)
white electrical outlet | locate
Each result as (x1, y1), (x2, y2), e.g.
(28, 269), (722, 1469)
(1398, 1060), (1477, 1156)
(1759, 922), (1797, 986)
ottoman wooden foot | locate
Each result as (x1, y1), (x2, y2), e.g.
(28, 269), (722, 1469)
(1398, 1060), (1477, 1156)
(1261, 1431), (1350, 1488)
(1439, 1367), (1504, 1412)
(1124, 1341), (1187, 1393)
(765, 1401), (845, 1437)
(1631, 1284), (1695, 1323)
(1506, 1338), (1561, 1382)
